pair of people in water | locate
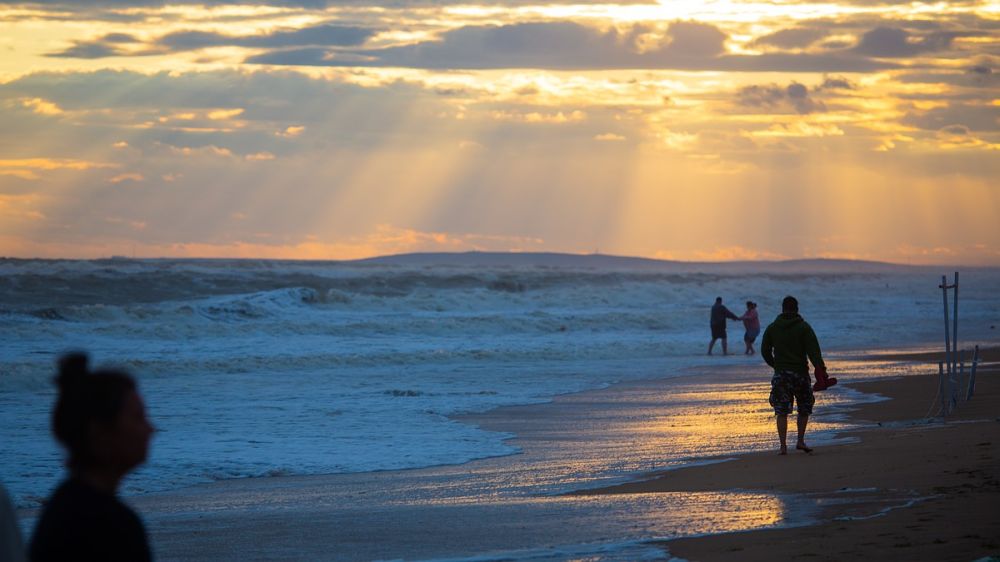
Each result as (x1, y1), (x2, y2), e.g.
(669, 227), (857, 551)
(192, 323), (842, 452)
(707, 297), (760, 356)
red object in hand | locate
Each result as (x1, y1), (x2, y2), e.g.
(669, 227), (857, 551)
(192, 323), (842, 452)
(813, 365), (838, 391)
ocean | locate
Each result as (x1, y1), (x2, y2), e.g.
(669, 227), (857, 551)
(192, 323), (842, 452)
(2, 255), (998, 528)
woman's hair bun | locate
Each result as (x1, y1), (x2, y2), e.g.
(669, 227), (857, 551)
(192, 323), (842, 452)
(57, 352), (90, 390)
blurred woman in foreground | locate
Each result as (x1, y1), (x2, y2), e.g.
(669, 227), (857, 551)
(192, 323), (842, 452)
(30, 353), (154, 562)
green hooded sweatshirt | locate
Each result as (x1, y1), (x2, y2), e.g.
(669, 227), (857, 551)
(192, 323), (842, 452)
(761, 312), (825, 375)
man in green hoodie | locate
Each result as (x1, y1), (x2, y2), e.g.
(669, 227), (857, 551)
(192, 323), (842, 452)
(761, 295), (826, 455)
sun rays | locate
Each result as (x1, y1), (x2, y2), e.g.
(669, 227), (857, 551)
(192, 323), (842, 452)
(0, 1), (997, 262)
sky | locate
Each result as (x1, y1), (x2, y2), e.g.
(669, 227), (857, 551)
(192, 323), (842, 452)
(0, 1), (998, 264)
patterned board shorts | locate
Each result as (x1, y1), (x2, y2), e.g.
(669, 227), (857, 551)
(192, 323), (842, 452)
(769, 369), (815, 416)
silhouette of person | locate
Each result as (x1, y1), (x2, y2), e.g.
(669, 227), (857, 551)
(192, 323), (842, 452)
(761, 296), (827, 455)
(1, 481), (26, 562)
(739, 301), (761, 355)
(29, 353), (154, 562)
(707, 297), (740, 355)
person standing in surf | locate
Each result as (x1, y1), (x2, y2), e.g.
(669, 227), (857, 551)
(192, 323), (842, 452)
(707, 297), (740, 355)
(761, 296), (831, 455)
(739, 301), (761, 355)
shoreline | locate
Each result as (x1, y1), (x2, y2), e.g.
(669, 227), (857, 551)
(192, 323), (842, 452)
(577, 348), (1000, 561)
(13, 348), (998, 560)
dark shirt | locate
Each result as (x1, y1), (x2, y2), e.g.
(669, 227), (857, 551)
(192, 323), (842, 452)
(710, 303), (739, 326)
(29, 479), (151, 562)
(761, 312), (826, 375)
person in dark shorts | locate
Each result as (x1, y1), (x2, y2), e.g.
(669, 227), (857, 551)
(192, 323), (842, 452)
(707, 297), (740, 355)
(761, 296), (826, 455)
(30, 353), (155, 562)
(739, 301), (760, 355)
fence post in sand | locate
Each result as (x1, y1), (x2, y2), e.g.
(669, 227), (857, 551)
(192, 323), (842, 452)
(952, 271), (959, 378)
(966, 345), (980, 401)
(940, 275), (953, 380)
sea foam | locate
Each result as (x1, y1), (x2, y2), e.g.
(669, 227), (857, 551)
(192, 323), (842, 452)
(2, 257), (998, 507)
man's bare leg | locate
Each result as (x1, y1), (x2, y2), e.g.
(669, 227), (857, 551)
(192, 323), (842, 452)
(707, 338), (717, 355)
(776, 414), (788, 455)
(796, 414), (813, 453)
(721, 338), (728, 355)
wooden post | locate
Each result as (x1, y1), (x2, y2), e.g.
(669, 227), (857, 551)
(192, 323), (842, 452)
(940, 275), (952, 378)
(952, 272), (959, 378)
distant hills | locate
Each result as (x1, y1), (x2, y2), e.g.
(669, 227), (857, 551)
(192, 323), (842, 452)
(349, 251), (923, 273)
(3, 251), (960, 272)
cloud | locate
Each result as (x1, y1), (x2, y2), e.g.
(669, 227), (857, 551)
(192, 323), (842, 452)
(247, 21), (898, 72)
(0, 170), (41, 181)
(895, 66), (999, 90)
(208, 108), (244, 120)
(276, 125), (305, 137)
(940, 124), (970, 136)
(903, 103), (1000, 132)
(47, 24), (377, 59)
(158, 24), (375, 50)
(490, 110), (586, 123)
(0, 158), (117, 174)
(0, 69), (468, 157)
(245, 151), (275, 161)
(101, 32), (139, 43)
(0, 194), (46, 223)
(47, 31), (142, 59)
(108, 172), (144, 183)
(852, 27), (974, 57)
(21, 98), (64, 115)
(817, 76), (855, 90)
(664, 21), (727, 57)
(737, 82), (826, 114)
(0, 0), (654, 10)
(749, 121), (845, 138)
(166, 144), (235, 158)
(48, 41), (125, 59)
(752, 28), (829, 50)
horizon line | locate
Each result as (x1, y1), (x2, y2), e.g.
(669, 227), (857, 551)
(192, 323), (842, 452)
(0, 250), (993, 268)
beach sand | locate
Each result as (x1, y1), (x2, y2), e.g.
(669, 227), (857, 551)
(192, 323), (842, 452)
(580, 349), (1000, 561)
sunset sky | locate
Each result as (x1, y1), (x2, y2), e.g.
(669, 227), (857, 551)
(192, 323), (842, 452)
(1, 0), (997, 264)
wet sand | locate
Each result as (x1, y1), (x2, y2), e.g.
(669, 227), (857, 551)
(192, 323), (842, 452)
(579, 348), (1000, 561)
